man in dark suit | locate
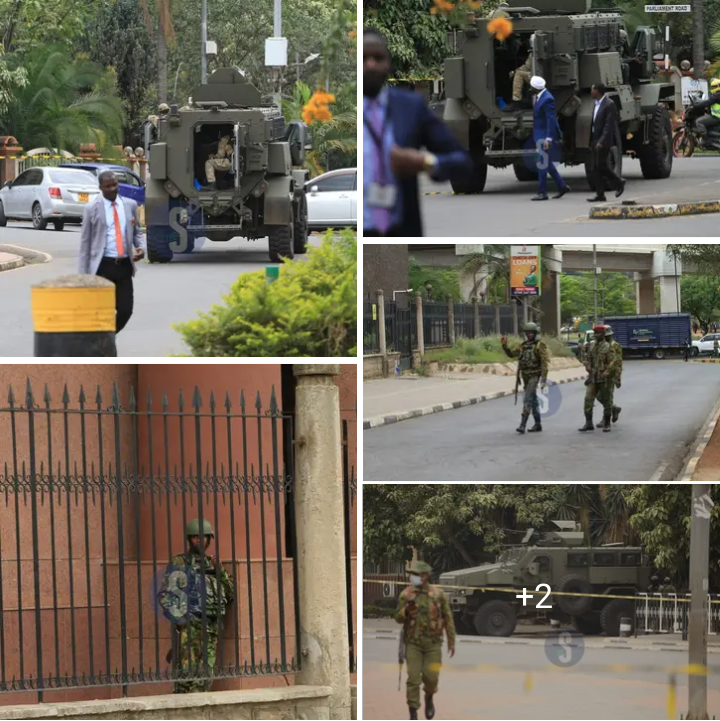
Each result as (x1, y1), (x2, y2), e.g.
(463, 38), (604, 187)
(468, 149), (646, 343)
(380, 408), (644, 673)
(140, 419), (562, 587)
(588, 83), (625, 202)
(363, 28), (472, 236)
(529, 76), (570, 202)
(78, 171), (146, 332)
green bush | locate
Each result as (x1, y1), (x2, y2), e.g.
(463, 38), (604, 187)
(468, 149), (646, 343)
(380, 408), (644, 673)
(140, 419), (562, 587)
(427, 333), (574, 364)
(175, 231), (357, 357)
(363, 604), (396, 619)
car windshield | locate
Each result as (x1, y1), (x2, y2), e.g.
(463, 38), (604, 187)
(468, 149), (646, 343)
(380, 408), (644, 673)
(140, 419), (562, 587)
(497, 548), (524, 564)
(48, 170), (98, 185)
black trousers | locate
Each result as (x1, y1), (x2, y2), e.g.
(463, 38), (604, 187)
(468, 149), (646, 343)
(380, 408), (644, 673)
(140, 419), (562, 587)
(97, 257), (134, 333)
(592, 145), (623, 197)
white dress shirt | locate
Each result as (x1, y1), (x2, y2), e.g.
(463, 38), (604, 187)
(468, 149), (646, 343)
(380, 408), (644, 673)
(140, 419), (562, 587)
(103, 195), (126, 258)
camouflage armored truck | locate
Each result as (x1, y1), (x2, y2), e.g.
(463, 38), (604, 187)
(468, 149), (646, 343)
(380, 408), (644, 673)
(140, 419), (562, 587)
(439, 521), (652, 637)
(442, 0), (675, 193)
(145, 67), (309, 263)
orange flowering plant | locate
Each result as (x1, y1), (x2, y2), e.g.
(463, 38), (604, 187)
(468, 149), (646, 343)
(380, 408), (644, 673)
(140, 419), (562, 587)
(430, 0), (483, 25)
(302, 90), (337, 124)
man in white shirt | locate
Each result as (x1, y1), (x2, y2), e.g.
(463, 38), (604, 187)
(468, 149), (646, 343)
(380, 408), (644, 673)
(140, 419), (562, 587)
(78, 170), (146, 333)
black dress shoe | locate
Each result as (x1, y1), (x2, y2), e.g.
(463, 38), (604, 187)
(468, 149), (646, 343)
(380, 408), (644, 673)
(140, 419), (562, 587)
(615, 180), (626, 198)
(587, 195), (606, 203)
(531, 193), (548, 201)
(553, 186), (570, 199)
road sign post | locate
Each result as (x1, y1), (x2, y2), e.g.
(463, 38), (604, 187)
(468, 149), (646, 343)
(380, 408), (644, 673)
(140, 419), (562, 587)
(644, 6), (692, 71)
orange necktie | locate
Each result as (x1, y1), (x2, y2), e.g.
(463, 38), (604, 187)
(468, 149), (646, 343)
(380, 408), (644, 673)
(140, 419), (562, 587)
(112, 201), (124, 256)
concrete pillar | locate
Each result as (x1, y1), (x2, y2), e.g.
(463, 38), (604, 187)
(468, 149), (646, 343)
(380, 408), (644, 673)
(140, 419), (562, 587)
(473, 298), (480, 338)
(636, 276), (655, 314)
(293, 364), (350, 720)
(377, 289), (387, 356)
(540, 246), (562, 338)
(415, 293), (425, 356)
(659, 275), (681, 313)
(447, 296), (456, 346)
(494, 304), (501, 335)
(512, 300), (519, 336)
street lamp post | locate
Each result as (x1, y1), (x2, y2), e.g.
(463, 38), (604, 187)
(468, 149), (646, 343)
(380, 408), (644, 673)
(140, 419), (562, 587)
(593, 244), (598, 324)
(201, 0), (207, 83)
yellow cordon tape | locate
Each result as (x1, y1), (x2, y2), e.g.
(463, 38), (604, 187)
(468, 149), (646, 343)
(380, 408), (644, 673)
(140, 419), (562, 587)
(363, 578), (704, 604)
(0, 155), (129, 160)
(31, 287), (116, 332)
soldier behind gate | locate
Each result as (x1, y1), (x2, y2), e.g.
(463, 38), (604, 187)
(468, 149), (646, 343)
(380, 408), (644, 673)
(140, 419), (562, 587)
(157, 518), (234, 693)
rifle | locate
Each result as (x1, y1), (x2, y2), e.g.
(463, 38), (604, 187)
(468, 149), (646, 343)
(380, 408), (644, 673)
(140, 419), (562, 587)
(514, 361), (521, 406)
(398, 625), (406, 691)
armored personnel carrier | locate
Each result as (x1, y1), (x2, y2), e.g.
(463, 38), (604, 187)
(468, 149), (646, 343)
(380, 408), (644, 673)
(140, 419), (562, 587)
(442, 0), (675, 192)
(439, 521), (652, 637)
(145, 67), (309, 263)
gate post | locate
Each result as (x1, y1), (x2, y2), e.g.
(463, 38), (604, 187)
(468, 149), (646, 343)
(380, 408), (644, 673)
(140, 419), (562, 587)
(293, 364), (350, 720)
(447, 296), (456, 346)
(495, 304), (501, 335)
(377, 289), (387, 356)
(472, 297), (480, 338)
(415, 292), (425, 357)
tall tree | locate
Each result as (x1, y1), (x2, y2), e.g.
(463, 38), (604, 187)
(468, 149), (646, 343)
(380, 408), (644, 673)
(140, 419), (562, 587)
(680, 275), (720, 333)
(693, 0), (706, 78)
(140, 0), (175, 103)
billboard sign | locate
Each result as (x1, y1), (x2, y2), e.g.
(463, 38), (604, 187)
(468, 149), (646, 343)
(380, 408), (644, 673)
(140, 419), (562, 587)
(511, 245), (541, 296)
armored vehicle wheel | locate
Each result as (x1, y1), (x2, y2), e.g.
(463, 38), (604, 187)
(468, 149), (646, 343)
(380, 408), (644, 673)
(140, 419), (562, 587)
(473, 600), (516, 637)
(513, 160), (538, 182)
(639, 105), (673, 179)
(268, 224), (295, 263)
(453, 611), (472, 635)
(574, 612), (602, 636)
(584, 145), (622, 193)
(293, 195), (309, 255)
(147, 225), (176, 263)
(450, 151), (487, 194)
(556, 574), (593, 616)
(600, 599), (634, 637)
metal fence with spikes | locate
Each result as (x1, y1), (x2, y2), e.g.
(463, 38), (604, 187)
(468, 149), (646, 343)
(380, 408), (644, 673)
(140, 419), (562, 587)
(342, 411), (357, 673)
(0, 379), (299, 701)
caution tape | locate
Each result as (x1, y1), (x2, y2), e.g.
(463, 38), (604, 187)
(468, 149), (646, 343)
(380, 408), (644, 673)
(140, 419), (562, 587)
(362, 578), (707, 605)
(0, 155), (132, 160)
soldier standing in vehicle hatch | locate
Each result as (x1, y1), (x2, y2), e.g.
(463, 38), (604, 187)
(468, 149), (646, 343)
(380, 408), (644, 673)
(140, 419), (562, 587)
(204, 135), (233, 190)
(158, 518), (234, 693)
(396, 560), (455, 721)
(501, 322), (549, 434)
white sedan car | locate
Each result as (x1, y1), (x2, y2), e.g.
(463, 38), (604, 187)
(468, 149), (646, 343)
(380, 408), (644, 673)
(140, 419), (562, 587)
(691, 334), (720, 357)
(306, 168), (357, 230)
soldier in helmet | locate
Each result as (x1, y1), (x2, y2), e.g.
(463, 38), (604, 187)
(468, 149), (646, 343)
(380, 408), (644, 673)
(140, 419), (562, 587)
(158, 518), (234, 693)
(396, 560), (455, 721)
(204, 135), (233, 190)
(579, 324), (618, 433)
(596, 325), (623, 427)
(158, 102), (170, 117)
(648, 575), (660, 594)
(660, 577), (676, 595)
(501, 322), (549, 434)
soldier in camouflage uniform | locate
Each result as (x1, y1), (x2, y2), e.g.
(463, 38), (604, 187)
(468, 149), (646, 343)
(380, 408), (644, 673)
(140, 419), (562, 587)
(502, 322), (549, 434)
(579, 325), (618, 433)
(659, 577), (676, 595)
(396, 560), (455, 721)
(158, 519), (234, 693)
(596, 325), (623, 427)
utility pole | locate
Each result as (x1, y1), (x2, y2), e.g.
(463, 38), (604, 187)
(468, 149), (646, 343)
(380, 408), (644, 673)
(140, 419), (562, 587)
(273, 0), (283, 106)
(692, 0), (705, 81)
(201, 0), (207, 83)
(296, 51), (301, 84)
(687, 484), (712, 720)
(593, 244), (598, 324)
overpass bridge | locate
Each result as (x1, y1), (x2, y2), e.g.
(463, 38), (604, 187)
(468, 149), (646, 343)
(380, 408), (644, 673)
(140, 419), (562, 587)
(408, 244), (688, 336)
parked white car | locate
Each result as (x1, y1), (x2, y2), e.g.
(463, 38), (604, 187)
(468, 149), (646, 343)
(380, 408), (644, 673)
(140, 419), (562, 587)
(0, 166), (100, 230)
(306, 168), (356, 230)
(691, 334), (720, 357)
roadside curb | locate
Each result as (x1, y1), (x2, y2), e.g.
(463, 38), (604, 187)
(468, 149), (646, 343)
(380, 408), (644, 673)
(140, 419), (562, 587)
(690, 358), (720, 364)
(0, 252), (22, 272)
(589, 200), (720, 220)
(0, 243), (52, 265)
(676, 392), (720, 482)
(363, 373), (587, 430)
(362, 631), (720, 654)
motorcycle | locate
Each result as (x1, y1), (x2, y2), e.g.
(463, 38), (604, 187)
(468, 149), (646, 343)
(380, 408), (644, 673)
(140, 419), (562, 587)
(672, 106), (720, 157)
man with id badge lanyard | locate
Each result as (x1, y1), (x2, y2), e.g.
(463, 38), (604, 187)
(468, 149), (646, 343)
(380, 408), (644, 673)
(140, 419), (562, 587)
(363, 28), (472, 237)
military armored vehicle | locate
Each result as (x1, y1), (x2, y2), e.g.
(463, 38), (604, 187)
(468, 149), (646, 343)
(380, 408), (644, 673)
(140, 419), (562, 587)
(145, 67), (309, 263)
(442, 0), (675, 193)
(439, 521), (652, 637)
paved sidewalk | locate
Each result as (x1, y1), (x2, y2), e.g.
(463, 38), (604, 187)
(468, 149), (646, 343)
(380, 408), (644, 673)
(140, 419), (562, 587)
(364, 368), (586, 428)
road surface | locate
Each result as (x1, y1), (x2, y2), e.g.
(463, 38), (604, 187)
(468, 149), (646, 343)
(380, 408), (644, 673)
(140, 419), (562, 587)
(0, 223), (321, 357)
(363, 630), (720, 719)
(364, 361), (720, 484)
(419, 156), (720, 237)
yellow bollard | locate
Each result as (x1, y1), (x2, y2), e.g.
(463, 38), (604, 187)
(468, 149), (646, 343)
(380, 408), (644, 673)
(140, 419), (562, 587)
(667, 673), (676, 720)
(524, 671), (533, 693)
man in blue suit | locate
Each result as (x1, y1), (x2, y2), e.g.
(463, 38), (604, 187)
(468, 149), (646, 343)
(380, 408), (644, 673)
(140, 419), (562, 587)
(529, 76), (570, 202)
(363, 28), (473, 236)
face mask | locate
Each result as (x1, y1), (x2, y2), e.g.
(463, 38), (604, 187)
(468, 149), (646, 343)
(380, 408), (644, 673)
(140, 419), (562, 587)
(409, 574), (422, 586)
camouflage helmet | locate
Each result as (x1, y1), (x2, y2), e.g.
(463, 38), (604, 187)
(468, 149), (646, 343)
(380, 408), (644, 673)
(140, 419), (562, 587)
(523, 322), (540, 333)
(604, 325), (614, 337)
(158, 102), (170, 113)
(408, 560), (432, 575)
(186, 518), (214, 537)
(664, 577), (671, 583)
(651, 575), (659, 582)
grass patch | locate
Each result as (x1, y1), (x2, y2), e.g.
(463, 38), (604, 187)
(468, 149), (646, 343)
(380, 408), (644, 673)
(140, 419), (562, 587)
(426, 334), (574, 365)
(364, 604), (396, 619)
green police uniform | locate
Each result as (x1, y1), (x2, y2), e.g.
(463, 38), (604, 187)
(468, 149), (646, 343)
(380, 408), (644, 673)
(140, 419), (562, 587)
(579, 326), (618, 433)
(396, 561), (455, 718)
(502, 322), (549, 434)
(596, 327), (623, 427)
(158, 519), (234, 693)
